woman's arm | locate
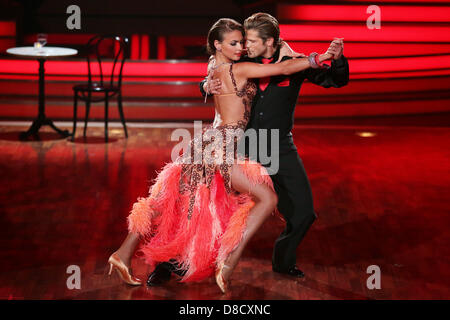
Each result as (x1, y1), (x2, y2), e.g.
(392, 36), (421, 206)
(277, 41), (306, 62)
(235, 53), (332, 79)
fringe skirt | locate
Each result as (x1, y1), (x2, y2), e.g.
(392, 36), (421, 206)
(126, 124), (274, 282)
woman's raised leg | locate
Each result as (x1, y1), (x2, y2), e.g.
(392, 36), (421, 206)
(216, 164), (277, 291)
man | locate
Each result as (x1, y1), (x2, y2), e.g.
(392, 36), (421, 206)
(147, 13), (349, 285)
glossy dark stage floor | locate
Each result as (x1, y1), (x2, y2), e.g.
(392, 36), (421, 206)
(0, 119), (449, 300)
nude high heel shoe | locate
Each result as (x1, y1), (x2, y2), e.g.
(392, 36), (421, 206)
(215, 262), (231, 294)
(108, 253), (142, 286)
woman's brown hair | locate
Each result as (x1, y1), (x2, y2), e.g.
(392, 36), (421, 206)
(207, 18), (245, 55)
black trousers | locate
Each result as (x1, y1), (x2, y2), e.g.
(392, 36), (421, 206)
(265, 149), (317, 271)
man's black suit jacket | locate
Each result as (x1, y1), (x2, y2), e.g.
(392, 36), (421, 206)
(199, 49), (350, 154)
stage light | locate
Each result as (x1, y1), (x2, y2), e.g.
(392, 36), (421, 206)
(356, 132), (377, 137)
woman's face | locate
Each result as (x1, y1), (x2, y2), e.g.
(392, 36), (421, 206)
(216, 30), (244, 61)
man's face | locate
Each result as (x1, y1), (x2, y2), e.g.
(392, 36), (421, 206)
(245, 29), (269, 58)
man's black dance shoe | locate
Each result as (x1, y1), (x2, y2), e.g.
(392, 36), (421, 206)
(146, 262), (172, 286)
(146, 260), (188, 286)
(273, 265), (305, 278)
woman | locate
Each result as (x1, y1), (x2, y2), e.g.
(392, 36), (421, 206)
(108, 18), (332, 293)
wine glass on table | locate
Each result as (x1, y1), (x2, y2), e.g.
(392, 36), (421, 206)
(35, 33), (48, 54)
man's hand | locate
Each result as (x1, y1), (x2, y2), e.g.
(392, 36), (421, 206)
(203, 78), (222, 95)
(277, 41), (306, 62)
(325, 37), (344, 60)
(203, 56), (222, 95)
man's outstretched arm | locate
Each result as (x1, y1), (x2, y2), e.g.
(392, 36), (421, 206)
(303, 54), (349, 88)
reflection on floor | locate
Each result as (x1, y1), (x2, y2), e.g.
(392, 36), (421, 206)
(0, 122), (448, 300)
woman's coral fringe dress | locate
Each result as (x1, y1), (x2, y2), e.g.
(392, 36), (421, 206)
(127, 69), (275, 282)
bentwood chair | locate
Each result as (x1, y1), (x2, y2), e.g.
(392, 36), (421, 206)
(72, 35), (129, 142)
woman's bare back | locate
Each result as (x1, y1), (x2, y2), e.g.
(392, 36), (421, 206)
(210, 63), (256, 129)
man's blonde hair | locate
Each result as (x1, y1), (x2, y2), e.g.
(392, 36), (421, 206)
(244, 12), (281, 48)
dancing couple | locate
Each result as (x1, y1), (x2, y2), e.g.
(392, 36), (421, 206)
(108, 13), (349, 293)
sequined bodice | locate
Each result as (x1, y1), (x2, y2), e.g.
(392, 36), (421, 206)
(179, 63), (257, 219)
